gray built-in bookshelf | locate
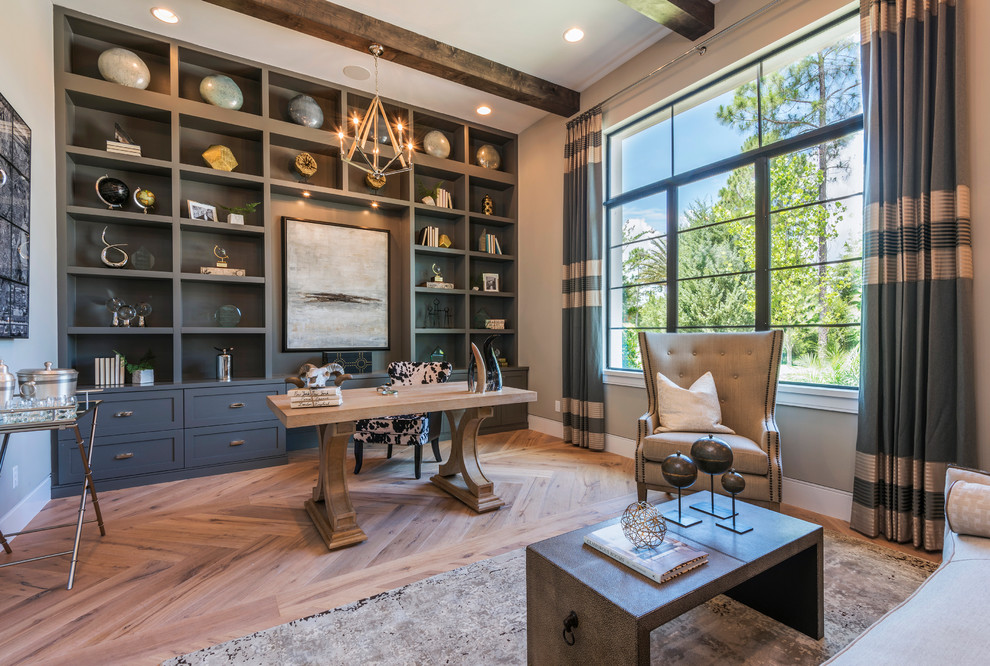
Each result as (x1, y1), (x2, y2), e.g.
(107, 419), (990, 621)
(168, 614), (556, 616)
(52, 8), (525, 494)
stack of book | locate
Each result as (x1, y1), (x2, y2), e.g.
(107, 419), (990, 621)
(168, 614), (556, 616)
(94, 355), (126, 386)
(584, 522), (708, 584)
(288, 386), (342, 408)
(418, 225), (442, 246)
(478, 230), (502, 254)
(106, 140), (141, 156)
(434, 188), (453, 208)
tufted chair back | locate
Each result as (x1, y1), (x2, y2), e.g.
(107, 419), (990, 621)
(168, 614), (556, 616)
(638, 331), (782, 446)
(387, 361), (453, 387)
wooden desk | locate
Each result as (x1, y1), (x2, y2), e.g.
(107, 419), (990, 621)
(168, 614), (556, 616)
(267, 382), (537, 551)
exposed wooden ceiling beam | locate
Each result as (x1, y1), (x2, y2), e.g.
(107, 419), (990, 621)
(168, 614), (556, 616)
(201, 0), (580, 117)
(619, 0), (715, 41)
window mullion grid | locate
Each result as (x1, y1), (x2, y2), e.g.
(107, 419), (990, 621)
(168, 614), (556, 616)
(666, 186), (678, 332)
(755, 156), (770, 330)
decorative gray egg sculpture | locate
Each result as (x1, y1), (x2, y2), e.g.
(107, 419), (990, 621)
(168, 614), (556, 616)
(288, 94), (324, 128)
(97, 48), (151, 90)
(476, 143), (501, 170)
(200, 74), (243, 110)
(423, 130), (451, 159)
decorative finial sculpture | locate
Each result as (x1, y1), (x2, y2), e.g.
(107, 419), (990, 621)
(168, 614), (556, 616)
(661, 450), (701, 527)
(690, 434), (736, 519)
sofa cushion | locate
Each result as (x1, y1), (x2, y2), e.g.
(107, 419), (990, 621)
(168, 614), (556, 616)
(640, 432), (768, 476)
(654, 371), (734, 435)
(946, 480), (990, 539)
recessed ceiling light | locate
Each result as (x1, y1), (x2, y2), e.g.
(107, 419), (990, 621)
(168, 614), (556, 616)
(151, 7), (179, 24)
(371, 201), (379, 208)
(343, 65), (371, 81)
(563, 27), (584, 43)
(476, 105), (492, 116)
(302, 191), (311, 198)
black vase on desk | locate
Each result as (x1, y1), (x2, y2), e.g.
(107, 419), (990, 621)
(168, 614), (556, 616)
(482, 335), (502, 391)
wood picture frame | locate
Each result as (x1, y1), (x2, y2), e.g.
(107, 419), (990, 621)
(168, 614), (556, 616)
(187, 200), (217, 222)
(282, 217), (390, 352)
(482, 272), (500, 292)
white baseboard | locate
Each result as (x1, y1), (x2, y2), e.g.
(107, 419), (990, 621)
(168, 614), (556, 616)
(781, 477), (852, 521)
(0, 476), (51, 541)
(528, 414), (563, 438)
(605, 433), (637, 458)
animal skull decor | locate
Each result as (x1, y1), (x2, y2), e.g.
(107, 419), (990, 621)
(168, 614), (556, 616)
(298, 362), (346, 388)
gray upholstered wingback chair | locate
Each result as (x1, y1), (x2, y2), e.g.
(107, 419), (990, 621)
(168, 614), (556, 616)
(636, 330), (784, 510)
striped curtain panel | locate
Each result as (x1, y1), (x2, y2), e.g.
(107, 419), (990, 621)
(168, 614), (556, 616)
(562, 106), (605, 451)
(852, 0), (975, 551)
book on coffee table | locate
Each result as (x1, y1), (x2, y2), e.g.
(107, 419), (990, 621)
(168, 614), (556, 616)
(584, 523), (708, 584)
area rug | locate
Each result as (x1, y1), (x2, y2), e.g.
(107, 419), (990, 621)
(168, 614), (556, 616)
(165, 531), (937, 665)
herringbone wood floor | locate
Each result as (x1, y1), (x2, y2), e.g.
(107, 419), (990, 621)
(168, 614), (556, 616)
(0, 430), (938, 665)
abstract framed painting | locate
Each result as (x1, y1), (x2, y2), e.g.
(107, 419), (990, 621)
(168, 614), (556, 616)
(0, 90), (30, 339)
(282, 217), (390, 352)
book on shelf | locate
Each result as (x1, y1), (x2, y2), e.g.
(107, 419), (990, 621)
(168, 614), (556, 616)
(478, 230), (503, 254)
(106, 140), (141, 156)
(583, 522), (708, 584)
(94, 354), (125, 386)
(424, 281), (455, 289)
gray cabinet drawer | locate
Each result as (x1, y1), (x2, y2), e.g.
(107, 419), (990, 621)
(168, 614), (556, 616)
(60, 390), (183, 440)
(59, 429), (184, 483)
(184, 385), (282, 428)
(185, 423), (284, 467)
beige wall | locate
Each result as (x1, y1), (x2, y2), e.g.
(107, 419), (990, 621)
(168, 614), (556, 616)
(0, 1), (58, 521)
(519, 0), (870, 494)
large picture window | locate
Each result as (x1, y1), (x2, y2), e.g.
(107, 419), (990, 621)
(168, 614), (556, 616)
(606, 13), (863, 387)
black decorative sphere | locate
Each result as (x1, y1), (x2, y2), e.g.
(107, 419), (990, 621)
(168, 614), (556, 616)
(690, 435), (733, 475)
(96, 175), (130, 209)
(661, 450), (698, 488)
(721, 468), (746, 495)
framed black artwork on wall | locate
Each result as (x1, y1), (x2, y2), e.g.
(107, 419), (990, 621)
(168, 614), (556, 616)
(0, 90), (30, 338)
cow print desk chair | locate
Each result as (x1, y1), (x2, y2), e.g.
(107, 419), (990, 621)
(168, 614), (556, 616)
(353, 361), (453, 479)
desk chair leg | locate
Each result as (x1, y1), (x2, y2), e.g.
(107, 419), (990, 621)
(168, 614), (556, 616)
(353, 440), (363, 474)
(387, 444), (393, 459)
(414, 444), (423, 480)
(431, 437), (442, 462)
(0, 434), (11, 554)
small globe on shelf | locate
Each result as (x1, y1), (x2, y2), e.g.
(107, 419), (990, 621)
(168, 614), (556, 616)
(95, 175), (130, 209)
(620, 501), (667, 549)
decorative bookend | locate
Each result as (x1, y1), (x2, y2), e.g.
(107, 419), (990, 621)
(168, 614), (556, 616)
(467, 342), (486, 393)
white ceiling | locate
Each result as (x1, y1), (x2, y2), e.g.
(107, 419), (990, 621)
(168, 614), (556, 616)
(53, 0), (678, 132)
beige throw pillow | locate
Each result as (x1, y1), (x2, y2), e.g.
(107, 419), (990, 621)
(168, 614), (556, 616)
(946, 480), (990, 538)
(654, 371), (734, 434)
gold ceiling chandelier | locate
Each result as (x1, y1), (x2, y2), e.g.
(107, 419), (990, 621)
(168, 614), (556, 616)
(339, 43), (412, 189)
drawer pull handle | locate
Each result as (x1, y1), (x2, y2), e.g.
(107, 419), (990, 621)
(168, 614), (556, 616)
(230, 440), (245, 447)
(114, 452), (134, 460)
(114, 411), (134, 418)
(230, 402), (245, 408)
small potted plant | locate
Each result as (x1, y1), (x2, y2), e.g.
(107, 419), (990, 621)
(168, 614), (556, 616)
(115, 349), (156, 385)
(217, 201), (261, 225)
(416, 180), (443, 206)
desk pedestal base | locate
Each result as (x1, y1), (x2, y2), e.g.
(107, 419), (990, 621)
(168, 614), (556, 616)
(304, 499), (368, 550)
(310, 421), (368, 551)
(431, 405), (504, 513)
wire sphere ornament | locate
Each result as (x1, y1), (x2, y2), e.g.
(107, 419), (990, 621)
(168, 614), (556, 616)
(620, 501), (668, 549)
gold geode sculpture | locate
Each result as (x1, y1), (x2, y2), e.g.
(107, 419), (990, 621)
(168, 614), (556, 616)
(294, 151), (318, 180)
(202, 144), (238, 171)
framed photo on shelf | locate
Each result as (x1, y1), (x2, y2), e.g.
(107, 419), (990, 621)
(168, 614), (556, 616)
(187, 200), (217, 222)
(482, 272), (500, 292)
(282, 217), (391, 352)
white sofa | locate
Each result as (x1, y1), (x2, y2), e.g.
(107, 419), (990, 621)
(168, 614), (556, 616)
(826, 465), (990, 664)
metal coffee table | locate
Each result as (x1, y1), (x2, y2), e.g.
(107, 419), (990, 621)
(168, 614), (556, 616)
(526, 492), (822, 665)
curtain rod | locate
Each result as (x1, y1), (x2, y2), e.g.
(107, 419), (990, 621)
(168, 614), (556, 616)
(580, 0), (787, 119)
